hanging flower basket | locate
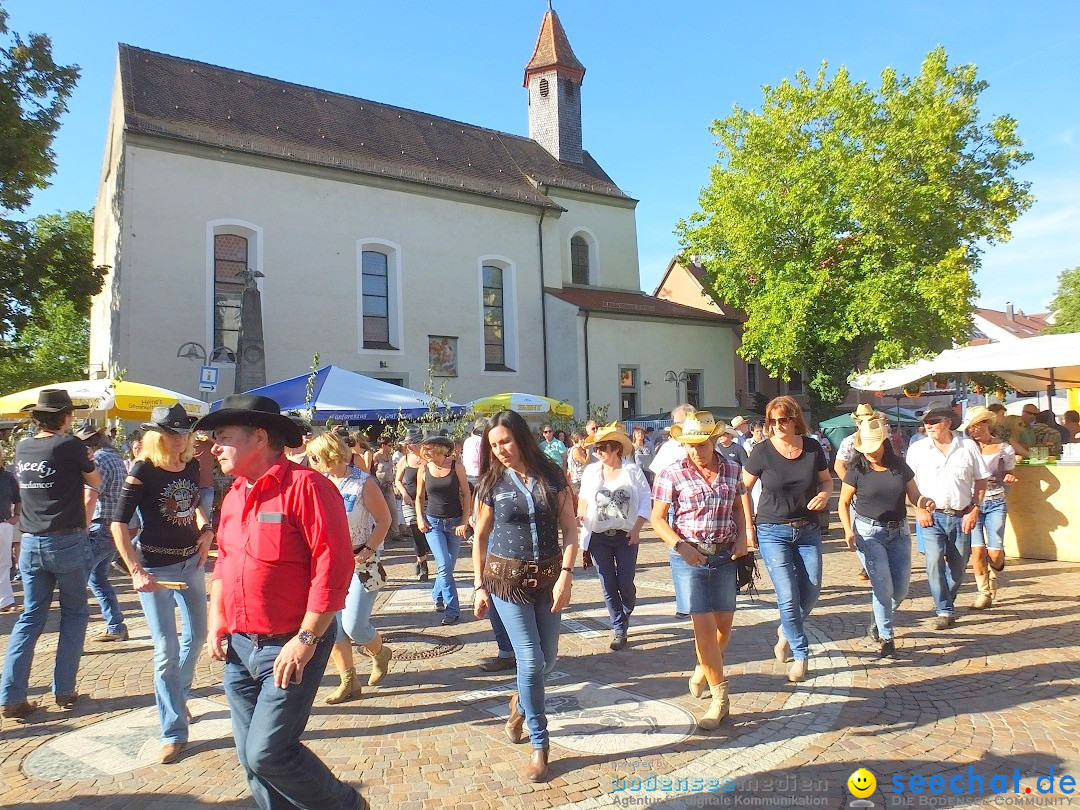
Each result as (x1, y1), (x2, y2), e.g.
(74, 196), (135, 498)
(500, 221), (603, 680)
(933, 376), (949, 390)
(974, 384), (985, 395)
(903, 385), (922, 398)
(993, 388), (1007, 401)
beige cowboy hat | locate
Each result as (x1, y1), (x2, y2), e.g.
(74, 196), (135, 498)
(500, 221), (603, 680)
(851, 403), (876, 423)
(730, 415), (748, 430)
(852, 417), (889, 454)
(959, 405), (997, 433)
(583, 421), (634, 457)
(668, 410), (727, 445)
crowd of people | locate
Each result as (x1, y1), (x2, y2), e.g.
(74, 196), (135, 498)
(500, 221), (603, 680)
(0, 386), (1077, 806)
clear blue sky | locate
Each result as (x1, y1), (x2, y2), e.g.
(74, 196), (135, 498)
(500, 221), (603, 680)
(7, 0), (1079, 313)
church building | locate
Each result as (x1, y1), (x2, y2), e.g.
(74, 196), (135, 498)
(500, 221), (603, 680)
(90, 9), (741, 419)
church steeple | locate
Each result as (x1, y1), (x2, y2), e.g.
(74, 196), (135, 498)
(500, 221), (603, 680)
(524, 7), (585, 164)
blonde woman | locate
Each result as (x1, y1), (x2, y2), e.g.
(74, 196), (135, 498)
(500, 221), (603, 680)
(349, 431), (373, 474)
(111, 405), (213, 764)
(306, 433), (393, 704)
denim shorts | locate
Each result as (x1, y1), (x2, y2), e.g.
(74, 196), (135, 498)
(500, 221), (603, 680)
(970, 496), (1006, 550)
(669, 544), (737, 614)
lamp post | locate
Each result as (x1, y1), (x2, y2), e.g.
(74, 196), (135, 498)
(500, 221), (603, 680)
(177, 342), (236, 401)
(665, 370), (688, 410)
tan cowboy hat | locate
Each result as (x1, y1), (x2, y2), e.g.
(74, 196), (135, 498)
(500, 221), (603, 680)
(852, 417), (888, 454)
(959, 405), (997, 433)
(668, 410), (727, 445)
(730, 415), (748, 430)
(583, 421), (634, 457)
(851, 403), (876, 423)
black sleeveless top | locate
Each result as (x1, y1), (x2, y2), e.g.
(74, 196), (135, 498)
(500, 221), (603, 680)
(423, 462), (463, 518)
(401, 465), (419, 499)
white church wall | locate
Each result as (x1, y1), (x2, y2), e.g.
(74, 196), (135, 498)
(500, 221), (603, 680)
(548, 190), (640, 292)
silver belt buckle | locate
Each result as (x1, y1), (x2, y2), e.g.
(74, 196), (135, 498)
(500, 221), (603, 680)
(699, 541), (718, 555)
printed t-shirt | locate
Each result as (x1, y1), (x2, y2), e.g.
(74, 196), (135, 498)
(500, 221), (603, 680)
(482, 468), (567, 561)
(121, 459), (201, 567)
(16, 434), (95, 534)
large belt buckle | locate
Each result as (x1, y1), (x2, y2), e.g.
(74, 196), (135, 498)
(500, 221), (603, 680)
(523, 562), (540, 589)
(699, 541), (718, 555)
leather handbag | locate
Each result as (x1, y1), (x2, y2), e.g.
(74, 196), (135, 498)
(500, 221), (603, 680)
(482, 553), (562, 604)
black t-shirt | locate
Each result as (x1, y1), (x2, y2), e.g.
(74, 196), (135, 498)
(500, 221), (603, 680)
(0, 469), (22, 521)
(717, 442), (749, 468)
(745, 437), (829, 524)
(843, 462), (915, 522)
(16, 434), (95, 534)
(122, 460), (201, 567)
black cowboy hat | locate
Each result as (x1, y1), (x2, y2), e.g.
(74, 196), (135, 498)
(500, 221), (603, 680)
(420, 428), (454, 450)
(402, 426), (424, 445)
(193, 394), (302, 446)
(143, 403), (196, 435)
(23, 389), (89, 414)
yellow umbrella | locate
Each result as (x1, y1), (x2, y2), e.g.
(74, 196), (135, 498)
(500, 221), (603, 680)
(466, 392), (574, 419)
(0, 380), (208, 421)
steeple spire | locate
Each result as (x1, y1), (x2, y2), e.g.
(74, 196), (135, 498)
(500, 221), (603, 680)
(524, 8), (585, 164)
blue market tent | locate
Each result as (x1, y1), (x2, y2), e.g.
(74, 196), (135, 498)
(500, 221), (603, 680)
(211, 365), (464, 421)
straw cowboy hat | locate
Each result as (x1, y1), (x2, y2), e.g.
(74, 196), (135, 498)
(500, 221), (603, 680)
(730, 415), (748, 430)
(583, 421), (634, 456)
(852, 417), (888, 454)
(851, 403), (876, 423)
(668, 411), (727, 445)
(959, 405), (997, 433)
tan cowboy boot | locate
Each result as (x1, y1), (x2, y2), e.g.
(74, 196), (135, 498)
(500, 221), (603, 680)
(325, 668), (362, 704)
(774, 625), (791, 663)
(688, 665), (708, 699)
(972, 571), (992, 610)
(697, 681), (730, 730)
(367, 644), (393, 686)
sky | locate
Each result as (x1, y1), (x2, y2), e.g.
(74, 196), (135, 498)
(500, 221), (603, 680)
(6, 0), (1079, 314)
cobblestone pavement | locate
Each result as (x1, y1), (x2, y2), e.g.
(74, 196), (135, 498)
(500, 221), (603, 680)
(1, 513), (1078, 809)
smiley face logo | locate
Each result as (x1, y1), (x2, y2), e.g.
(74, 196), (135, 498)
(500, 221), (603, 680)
(848, 768), (877, 798)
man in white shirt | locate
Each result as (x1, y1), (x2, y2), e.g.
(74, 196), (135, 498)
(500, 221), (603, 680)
(461, 418), (486, 487)
(649, 404), (694, 478)
(905, 408), (989, 629)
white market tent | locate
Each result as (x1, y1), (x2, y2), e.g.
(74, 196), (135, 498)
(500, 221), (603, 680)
(850, 333), (1080, 397)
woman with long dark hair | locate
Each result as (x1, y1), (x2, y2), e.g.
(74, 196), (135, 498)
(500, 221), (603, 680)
(838, 418), (932, 658)
(472, 411), (578, 783)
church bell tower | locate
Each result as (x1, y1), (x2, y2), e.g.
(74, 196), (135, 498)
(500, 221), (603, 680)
(524, 6), (586, 164)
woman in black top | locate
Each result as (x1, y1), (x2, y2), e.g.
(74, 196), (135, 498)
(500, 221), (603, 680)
(743, 396), (833, 683)
(394, 428), (430, 581)
(111, 404), (213, 765)
(1, 389), (99, 719)
(472, 410), (577, 784)
(415, 430), (470, 625)
(838, 418), (932, 658)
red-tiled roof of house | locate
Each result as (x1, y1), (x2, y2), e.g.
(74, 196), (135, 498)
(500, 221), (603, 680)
(524, 9), (586, 85)
(118, 45), (626, 210)
(974, 307), (1051, 338)
(652, 258), (747, 321)
(546, 287), (741, 324)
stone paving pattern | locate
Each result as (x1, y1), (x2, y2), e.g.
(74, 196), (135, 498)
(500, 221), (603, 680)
(1, 504), (1078, 809)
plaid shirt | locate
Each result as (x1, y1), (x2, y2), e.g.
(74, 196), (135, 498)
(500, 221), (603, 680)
(652, 455), (745, 546)
(92, 446), (127, 523)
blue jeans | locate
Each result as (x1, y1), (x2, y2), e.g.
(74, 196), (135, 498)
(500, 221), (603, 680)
(489, 598), (514, 658)
(424, 515), (461, 619)
(138, 554), (207, 743)
(335, 571), (379, 647)
(971, 496), (1006, 550)
(492, 592), (562, 749)
(0, 531), (91, 704)
(757, 522), (822, 661)
(853, 518), (912, 641)
(198, 487), (215, 524)
(225, 632), (361, 810)
(88, 522), (127, 635)
(589, 531), (639, 635)
(922, 512), (971, 617)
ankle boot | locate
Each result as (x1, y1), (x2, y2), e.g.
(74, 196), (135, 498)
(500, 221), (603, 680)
(988, 567), (1000, 595)
(972, 571), (992, 610)
(324, 669), (362, 704)
(787, 659), (809, 683)
(418, 559), (430, 582)
(688, 665), (708, 699)
(524, 747), (549, 782)
(774, 625), (791, 663)
(368, 644), (393, 686)
(697, 681), (730, 730)
(505, 693), (525, 744)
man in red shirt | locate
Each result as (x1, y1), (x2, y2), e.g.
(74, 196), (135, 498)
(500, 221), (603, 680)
(194, 395), (365, 810)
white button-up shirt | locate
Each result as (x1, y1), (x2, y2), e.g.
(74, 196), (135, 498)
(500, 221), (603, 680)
(905, 436), (990, 511)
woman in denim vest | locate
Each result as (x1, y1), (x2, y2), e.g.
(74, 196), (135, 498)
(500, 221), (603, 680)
(743, 396), (832, 683)
(473, 410), (578, 783)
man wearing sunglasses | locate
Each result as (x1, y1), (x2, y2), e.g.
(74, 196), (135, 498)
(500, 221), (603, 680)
(905, 408), (990, 630)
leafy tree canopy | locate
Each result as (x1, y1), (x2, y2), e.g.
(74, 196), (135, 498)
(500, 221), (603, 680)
(678, 47), (1033, 406)
(1046, 266), (1080, 335)
(1, 4), (100, 345)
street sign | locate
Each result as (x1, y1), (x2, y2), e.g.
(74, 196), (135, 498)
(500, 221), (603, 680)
(199, 365), (219, 393)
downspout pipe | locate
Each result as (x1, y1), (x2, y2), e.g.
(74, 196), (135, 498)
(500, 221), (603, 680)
(537, 203), (549, 396)
(583, 309), (591, 415)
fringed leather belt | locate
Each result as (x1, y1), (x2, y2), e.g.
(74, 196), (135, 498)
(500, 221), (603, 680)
(483, 553), (562, 605)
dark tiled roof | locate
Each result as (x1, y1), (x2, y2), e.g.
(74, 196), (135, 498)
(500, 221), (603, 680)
(546, 287), (741, 324)
(118, 45), (627, 209)
(524, 10), (586, 84)
(974, 307), (1051, 339)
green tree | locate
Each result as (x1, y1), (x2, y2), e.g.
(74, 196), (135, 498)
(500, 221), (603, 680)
(678, 47), (1033, 407)
(1046, 266), (1080, 335)
(1, 4), (97, 344)
(0, 210), (99, 391)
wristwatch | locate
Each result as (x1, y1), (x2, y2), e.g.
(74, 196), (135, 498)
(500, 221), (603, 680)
(296, 629), (319, 646)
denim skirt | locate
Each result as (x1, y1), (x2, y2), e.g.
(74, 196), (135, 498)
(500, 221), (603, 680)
(669, 544), (737, 614)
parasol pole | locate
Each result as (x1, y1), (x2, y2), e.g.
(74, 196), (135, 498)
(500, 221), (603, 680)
(1047, 368), (1057, 416)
